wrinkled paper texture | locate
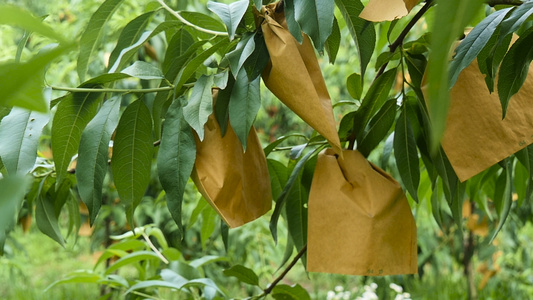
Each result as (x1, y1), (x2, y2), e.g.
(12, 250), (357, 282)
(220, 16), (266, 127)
(360, 0), (419, 22)
(307, 149), (417, 276)
(192, 90), (272, 228)
(258, 3), (342, 155)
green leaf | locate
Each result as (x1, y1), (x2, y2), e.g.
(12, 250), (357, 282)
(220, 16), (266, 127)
(226, 32), (256, 78)
(158, 96), (196, 237)
(108, 21), (180, 73)
(215, 74), (235, 137)
(354, 69), (396, 137)
(183, 75), (214, 141)
(174, 37), (229, 91)
(52, 91), (102, 186)
(324, 17), (340, 64)
(285, 172), (307, 267)
(108, 11), (155, 69)
(229, 71), (261, 150)
(189, 255), (228, 269)
(270, 148), (321, 243)
(284, 0), (303, 43)
(45, 271), (102, 292)
(0, 45), (69, 112)
(0, 108), (49, 175)
(449, 8), (511, 88)
(77, 0), (126, 81)
(111, 100), (154, 227)
(243, 33), (270, 81)
(394, 108), (419, 202)
(201, 205), (218, 250)
(346, 73), (363, 100)
(77, 97), (121, 225)
(0, 5), (67, 43)
(177, 11), (227, 40)
(272, 284), (311, 300)
(294, 0), (334, 52)
(490, 161), (512, 243)
(267, 159), (289, 200)
(0, 176), (30, 255)
(223, 265), (259, 286)
(358, 99), (397, 157)
(498, 1), (533, 42)
(405, 53), (426, 88)
(427, 0), (484, 151)
(207, 0), (249, 40)
(335, 0), (375, 78)
(516, 144), (533, 176)
(105, 251), (160, 275)
(497, 27), (533, 118)
(120, 61), (164, 80)
(36, 188), (65, 247)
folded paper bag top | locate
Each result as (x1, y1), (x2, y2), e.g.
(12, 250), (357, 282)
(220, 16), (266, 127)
(426, 36), (533, 182)
(307, 149), (417, 276)
(191, 89), (272, 228)
(258, 3), (342, 156)
(360, 0), (419, 22)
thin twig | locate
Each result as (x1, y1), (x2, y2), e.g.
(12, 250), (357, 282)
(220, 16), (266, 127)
(157, 0), (229, 36)
(261, 244), (308, 296)
(50, 86), (174, 94)
(142, 232), (169, 264)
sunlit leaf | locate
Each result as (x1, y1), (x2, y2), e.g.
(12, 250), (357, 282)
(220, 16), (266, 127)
(183, 75), (214, 141)
(223, 265), (259, 286)
(0, 5), (67, 43)
(207, 0), (248, 40)
(272, 284), (311, 300)
(120, 61), (164, 80)
(105, 251), (160, 275)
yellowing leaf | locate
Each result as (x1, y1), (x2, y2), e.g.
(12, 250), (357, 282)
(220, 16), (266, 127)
(360, 0), (419, 22)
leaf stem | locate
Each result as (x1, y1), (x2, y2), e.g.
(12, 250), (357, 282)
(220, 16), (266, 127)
(157, 0), (229, 36)
(142, 232), (169, 264)
(261, 244), (307, 296)
(50, 86), (175, 94)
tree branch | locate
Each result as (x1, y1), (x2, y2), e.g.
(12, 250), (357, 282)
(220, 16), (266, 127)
(261, 244), (307, 296)
(486, 0), (523, 6)
(157, 0), (229, 36)
(50, 86), (174, 94)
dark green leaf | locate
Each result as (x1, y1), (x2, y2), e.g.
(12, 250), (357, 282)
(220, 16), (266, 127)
(215, 74), (235, 137)
(516, 144), (533, 175)
(77, 0), (126, 81)
(346, 73), (362, 100)
(77, 97), (121, 225)
(427, 0), (484, 151)
(0, 5), (67, 43)
(335, 0), (375, 78)
(358, 99), (397, 157)
(490, 160), (512, 242)
(263, 134), (307, 157)
(207, 0), (249, 40)
(0, 108), (49, 175)
(294, 0), (334, 52)
(449, 8), (510, 88)
(52, 91), (102, 186)
(284, 0), (303, 43)
(267, 159), (289, 200)
(497, 27), (533, 118)
(243, 33), (270, 81)
(324, 17), (340, 64)
(394, 108), (419, 201)
(223, 265), (259, 286)
(120, 61), (164, 80)
(498, 1), (533, 42)
(183, 75), (214, 141)
(36, 188), (65, 247)
(229, 71), (261, 150)
(272, 284), (311, 300)
(226, 32), (256, 78)
(0, 45), (69, 112)
(108, 11), (155, 69)
(405, 53), (426, 88)
(285, 172), (307, 267)
(111, 100), (154, 227)
(201, 205), (218, 250)
(158, 96), (196, 237)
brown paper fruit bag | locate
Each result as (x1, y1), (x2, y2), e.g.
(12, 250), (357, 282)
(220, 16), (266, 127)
(360, 0), (419, 22)
(307, 149), (417, 276)
(437, 51), (533, 182)
(258, 3), (342, 155)
(192, 90), (272, 228)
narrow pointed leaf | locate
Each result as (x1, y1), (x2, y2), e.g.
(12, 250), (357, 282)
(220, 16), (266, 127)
(285, 172), (308, 267)
(394, 109), (419, 202)
(272, 284), (311, 300)
(111, 100), (154, 227)
(325, 17), (341, 64)
(0, 5), (67, 43)
(497, 28), (533, 118)
(36, 191), (65, 247)
(226, 32), (256, 78)
(498, 1), (533, 42)
(77, 97), (121, 225)
(335, 0), (375, 78)
(105, 251), (160, 275)
(77, 0), (126, 81)
(207, 0), (249, 40)
(183, 75), (214, 141)
(229, 71), (261, 150)
(177, 11), (227, 40)
(52, 91), (102, 186)
(294, 0), (334, 52)
(158, 96), (196, 237)
(0, 176), (30, 254)
(0, 108), (49, 175)
(284, 0), (303, 43)
(243, 34), (270, 81)
(490, 161), (512, 243)
(120, 61), (164, 80)
(358, 99), (397, 157)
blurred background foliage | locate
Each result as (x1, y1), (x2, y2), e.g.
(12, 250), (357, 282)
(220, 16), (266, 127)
(1, 0), (533, 299)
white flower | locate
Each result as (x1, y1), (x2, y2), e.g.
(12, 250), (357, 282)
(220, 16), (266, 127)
(394, 295), (404, 300)
(335, 286), (345, 293)
(389, 283), (403, 294)
(362, 291), (379, 300)
(342, 291), (351, 300)
(327, 291), (336, 300)
(403, 292), (411, 300)
(370, 283), (378, 290)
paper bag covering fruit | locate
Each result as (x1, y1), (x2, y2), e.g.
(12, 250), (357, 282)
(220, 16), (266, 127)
(307, 149), (417, 276)
(257, 2), (342, 155)
(429, 36), (533, 182)
(191, 89), (272, 228)
(360, 0), (419, 22)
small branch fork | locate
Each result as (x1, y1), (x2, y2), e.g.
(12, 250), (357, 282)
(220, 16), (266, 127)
(260, 244), (308, 297)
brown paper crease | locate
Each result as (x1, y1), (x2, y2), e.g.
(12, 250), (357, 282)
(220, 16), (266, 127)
(360, 0), (419, 22)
